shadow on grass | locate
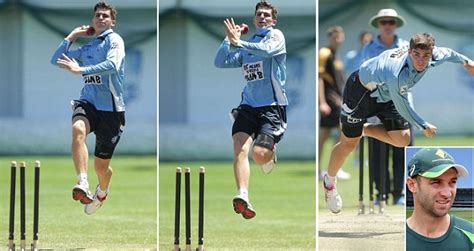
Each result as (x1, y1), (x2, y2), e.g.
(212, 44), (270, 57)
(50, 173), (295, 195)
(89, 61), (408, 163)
(319, 231), (402, 239)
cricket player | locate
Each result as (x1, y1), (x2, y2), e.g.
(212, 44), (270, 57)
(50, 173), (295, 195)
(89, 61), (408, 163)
(50, 1), (125, 215)
(322, 33), (474, 214)
(406, 148), (473, 250)
(362, 8), (409, 205)
(214, 1), (287, 219)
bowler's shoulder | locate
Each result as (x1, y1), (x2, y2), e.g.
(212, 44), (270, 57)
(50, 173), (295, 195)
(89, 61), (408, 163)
(106, 32), (125, 49)
(108, 32), (124, 41)
(269, 28), (285, 41)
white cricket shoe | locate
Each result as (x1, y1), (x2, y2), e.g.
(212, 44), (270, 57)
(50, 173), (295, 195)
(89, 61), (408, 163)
(84, 186), (107, 215)
(336, 169), (351, 180)
(322, 172), (342, 214)
(232, 194), (256, 219)
(262, 152), (277, 174)
(72, 183), (93, 205)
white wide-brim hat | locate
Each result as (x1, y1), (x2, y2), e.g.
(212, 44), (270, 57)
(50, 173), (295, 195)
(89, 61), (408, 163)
(369, 8), (405, 28)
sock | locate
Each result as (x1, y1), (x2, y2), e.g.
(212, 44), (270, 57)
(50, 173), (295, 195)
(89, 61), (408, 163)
(77, 173), (88, 186)
(239, 188), (248, 199)
(97, 186), (108, 199)
(324, 174), (336, 188)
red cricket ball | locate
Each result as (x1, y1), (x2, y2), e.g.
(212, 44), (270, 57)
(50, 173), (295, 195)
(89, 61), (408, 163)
(86, 26), (95, 36)
(240, 23), (249, 34)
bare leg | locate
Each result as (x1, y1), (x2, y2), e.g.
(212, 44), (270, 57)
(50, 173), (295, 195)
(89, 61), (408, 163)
(94, 157), (113, 191)
(252, 145), (273, 165)
(72, 117), (90, 176)
(327, 133), (360, 177)
(232, 132), (253, 190)
(363, 124), (410, 147)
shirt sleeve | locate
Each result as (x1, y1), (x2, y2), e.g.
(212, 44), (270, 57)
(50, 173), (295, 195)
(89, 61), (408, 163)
(81, 34), (125, 76)
(386, 78), (427, 130)
(431, 47), (471, 66)
(214, 39), (242, 68)
(50, 39), (83, 65)
(236, 29), (286, 58)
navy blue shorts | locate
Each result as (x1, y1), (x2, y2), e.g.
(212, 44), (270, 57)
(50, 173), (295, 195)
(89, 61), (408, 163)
(72, 100), (125, 159)
(231, 104), (287, 144)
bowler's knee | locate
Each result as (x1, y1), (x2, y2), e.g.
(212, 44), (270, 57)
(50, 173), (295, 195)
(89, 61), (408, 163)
(252, 145), (273, 165)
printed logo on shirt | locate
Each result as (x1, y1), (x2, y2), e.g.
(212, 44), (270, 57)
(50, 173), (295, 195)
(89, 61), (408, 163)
(84, 75), (102, 85)
(270, 33), (281, 43)
(400, 85), (408, 95)
(243, 61), (264, 82)
(390, 46), (408, 58)
(110, 42), (119, 50)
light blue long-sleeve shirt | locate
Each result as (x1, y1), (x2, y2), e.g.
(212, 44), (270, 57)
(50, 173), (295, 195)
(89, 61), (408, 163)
(359, 45), (470, 130)
(214, 27), (288, 107)
(51, 29), (126, 112)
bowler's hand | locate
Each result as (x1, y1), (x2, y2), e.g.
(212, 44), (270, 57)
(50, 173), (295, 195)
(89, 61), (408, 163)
(56, 54), (81, 75)
(66, 25), (92, 42)
(223, 18), (241, 46)
(423, 123), (437, 138)
(463, 60), (474, 76)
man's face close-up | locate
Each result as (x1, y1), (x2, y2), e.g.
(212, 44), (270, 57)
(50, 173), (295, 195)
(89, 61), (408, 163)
(409, 47), (433, 72)
(92, 8), (115, 33)
(414, 168), (458, 218)
(377, 18), (396, 37)
(253, 8), (276, 29)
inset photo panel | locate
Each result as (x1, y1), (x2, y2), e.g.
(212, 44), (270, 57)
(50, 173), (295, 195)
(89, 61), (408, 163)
(406, 147), (473, 251)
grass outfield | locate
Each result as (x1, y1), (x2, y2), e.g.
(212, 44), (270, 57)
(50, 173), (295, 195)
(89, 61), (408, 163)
(159, 161), (316, 251)
(318, 135), (474, 211)
(0, 156), (156, 249)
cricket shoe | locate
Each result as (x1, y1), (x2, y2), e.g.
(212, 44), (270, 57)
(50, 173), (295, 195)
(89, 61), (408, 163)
(72, 183), (94, 204)
(84, 186), (107, 215)
(336, 169), (351, 180)
(322, 172), (342, 214)
(232, 195), (256, 219)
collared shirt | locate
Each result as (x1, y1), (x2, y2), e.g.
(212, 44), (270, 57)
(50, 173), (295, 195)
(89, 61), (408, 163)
(407, 215), (474, 251)
(51, 29), (126, 112)
(214, 27), (288, 107)
(359, 45), (469, 129)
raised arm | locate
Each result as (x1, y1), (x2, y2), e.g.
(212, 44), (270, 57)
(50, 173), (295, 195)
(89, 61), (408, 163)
(214, 39), (242, 68)
(236, 29), (285, 58)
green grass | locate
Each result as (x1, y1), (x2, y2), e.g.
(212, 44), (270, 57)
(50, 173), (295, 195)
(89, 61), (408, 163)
(159, 161), (316, 251)
(0, 156), (156, 249)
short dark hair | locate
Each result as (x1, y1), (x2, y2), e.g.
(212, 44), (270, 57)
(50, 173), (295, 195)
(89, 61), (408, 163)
(255, 1), (278, 20)
(326, 26), (344, 38)
(94, 1), (117, 21)
(410, 33), (435, 51)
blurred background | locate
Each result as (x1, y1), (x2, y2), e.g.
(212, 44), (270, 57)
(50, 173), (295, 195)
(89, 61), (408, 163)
(0, 0), (156, 155)
(159, 0), (316, 161)
(319, 0), (474, 136)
